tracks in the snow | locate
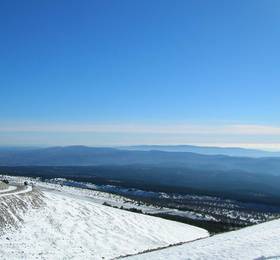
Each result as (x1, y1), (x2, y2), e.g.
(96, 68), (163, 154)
(0, 185), (32, 198)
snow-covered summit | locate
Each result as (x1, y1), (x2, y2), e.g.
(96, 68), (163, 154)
(0, 180), (209, 259)
(127, 218), (280, 260)
(1, 176), (279, 260)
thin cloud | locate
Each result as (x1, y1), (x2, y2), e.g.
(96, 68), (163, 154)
(1, 122), (280, 135)
(1, 122), (280, 150)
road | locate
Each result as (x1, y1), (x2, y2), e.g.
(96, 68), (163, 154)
(0, 184), (32, 198)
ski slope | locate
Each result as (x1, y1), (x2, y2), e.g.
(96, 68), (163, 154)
(0, 187), (209, 260)
(128, 218), (280, 260)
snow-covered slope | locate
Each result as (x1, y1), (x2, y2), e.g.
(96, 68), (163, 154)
(0, 186), (209, 259)
(3, 177), (279, 260)
(128, 218), (280, 260)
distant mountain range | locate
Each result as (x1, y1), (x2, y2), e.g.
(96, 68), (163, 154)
(1, 145), (280, 205)
(119, 145), (280, 158)
(0, 145), (280, 176)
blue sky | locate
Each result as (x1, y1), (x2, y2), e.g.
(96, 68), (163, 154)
(1, 0), (280, 148)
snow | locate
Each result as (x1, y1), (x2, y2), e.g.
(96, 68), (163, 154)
(127, 218), (280, 260)
(2, 175), (279, 260)
(0, 185), (16, 194)
(0, 186), (209, 259)
(0, 186), (31, 197)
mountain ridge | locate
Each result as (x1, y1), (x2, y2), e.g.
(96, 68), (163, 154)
(119, 145), (280, 157)
(0, 145), (280, 177)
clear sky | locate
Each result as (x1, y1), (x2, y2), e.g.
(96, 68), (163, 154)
(1, 0), (280, 149)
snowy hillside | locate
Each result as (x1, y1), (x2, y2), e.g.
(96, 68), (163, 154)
(0, 180), (209, 259)
(128, 218), (280, 260)
(2, 176), (279, 260)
